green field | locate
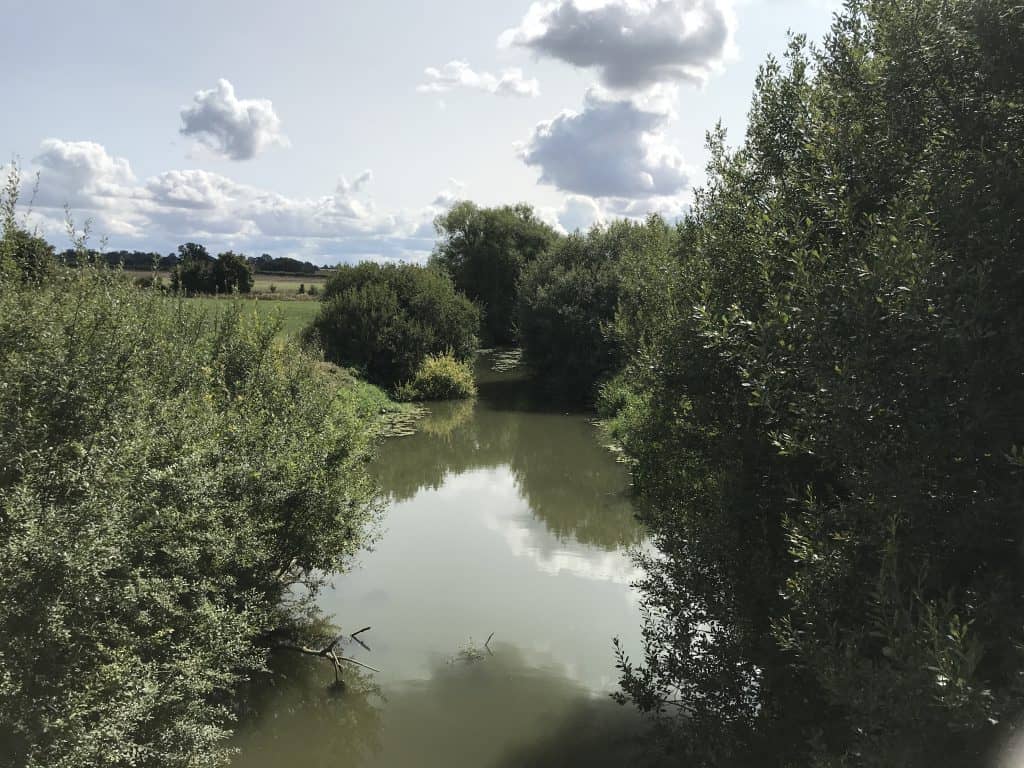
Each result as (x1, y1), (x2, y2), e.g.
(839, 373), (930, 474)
(125, 269), (330, 297)
(189, 296), (322, 338)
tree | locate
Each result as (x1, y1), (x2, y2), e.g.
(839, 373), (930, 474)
(606, 1), (1024, 764)
(518, 217), (670, 401)
(212, 250), (253, 294)
(170, 242), (213, 294)
(431, 201), (559, 345)
(170, 245), (252, 295)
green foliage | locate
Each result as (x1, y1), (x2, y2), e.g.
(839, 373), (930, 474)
(605, 1), (1024, 764)
(0, 164), (54, 284)
(170, 244), (253, 295)
(0, 264), (382, 767)
(305, 262), (480, 388)
(431, 201), (559, 345)
(395, 352), (477, 402)
(518, 217), (671, 402)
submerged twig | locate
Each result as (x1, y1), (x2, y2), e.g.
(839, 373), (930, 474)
(274, 627), (381, 684)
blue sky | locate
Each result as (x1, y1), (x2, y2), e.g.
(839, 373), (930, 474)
(2, 0), (840, 264)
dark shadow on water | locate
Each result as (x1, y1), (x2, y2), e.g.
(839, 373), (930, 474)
(234, 653), (385, 768)
(233, 642), (668, 768)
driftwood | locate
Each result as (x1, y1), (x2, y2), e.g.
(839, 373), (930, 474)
(275, 628), (380, 686)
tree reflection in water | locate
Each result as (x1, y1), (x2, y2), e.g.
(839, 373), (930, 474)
(372, 352), (644, 552)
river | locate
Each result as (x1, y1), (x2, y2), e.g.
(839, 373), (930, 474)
(232, 351), (657, 767)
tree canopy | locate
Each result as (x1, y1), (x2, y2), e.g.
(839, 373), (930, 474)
(431, 201), (559, 345)
(596, 1), (1024, 764)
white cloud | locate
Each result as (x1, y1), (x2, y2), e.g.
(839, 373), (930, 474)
(25, 139), (443, 264)
(520, 88), (690, 199)
(337, 170), (373, 196)
(501, 0), (735, 91)
(418, 60), (540, 98)
(33, 139), (136, 205)
(179, 79), (288, 161)
(430, 177), (467, 209)
(557, 195), (606, 232)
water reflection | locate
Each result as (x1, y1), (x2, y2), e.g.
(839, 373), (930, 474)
(232, 351), (653, 766)
(235, 643), (655, 768)
(373, 354), (644, 552)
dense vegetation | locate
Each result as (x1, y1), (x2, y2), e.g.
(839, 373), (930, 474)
(305, 262), (480, 389)
(170, 243), (254, 295)
(0, 193), (385, 766)
(431, 201), (558, 345)
(3, 0), (1022, 764)
(517, 218), (672, 401)
(592, 2), (1024, 765)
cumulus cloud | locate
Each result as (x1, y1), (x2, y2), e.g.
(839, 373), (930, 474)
(500, 0), (735, 91)
(519, 88), (690, 199)
(33, 139), (136, 205)
(430, 177), (467, 209)
(179, 79), (288, 161)
(337, 170), (373, 196)
(557, 195), (606, 232)
(418, 60), (540, 98)
(25, 139), (440, 263)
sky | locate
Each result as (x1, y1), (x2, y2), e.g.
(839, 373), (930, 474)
(1, 0), (841, 265)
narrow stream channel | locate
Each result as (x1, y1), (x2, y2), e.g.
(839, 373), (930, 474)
(233, 351), (655, 767)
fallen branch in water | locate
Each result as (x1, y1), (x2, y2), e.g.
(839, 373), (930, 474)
(274, 629), (381, 685)
(485, 632), (495, 655)
(351, 626), (372, 652)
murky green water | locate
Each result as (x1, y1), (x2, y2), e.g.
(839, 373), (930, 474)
(232, 352), (655, 767)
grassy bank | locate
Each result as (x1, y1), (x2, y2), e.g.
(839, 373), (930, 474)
(190, 296), (321, 337)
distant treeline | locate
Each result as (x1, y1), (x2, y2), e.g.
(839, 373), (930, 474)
(58, 247), (325, 275)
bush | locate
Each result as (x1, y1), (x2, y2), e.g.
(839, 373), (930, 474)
(395, 352), (477, 402)
(305, 262), (480, 388)
(0, 255), (382, 767)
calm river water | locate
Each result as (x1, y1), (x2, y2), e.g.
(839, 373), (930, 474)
(233, 351), (656, 767)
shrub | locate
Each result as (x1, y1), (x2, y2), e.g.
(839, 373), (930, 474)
(305, 262), (480, 388)
(0, 254), (381, 767)
(395, 352), (477, 402)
